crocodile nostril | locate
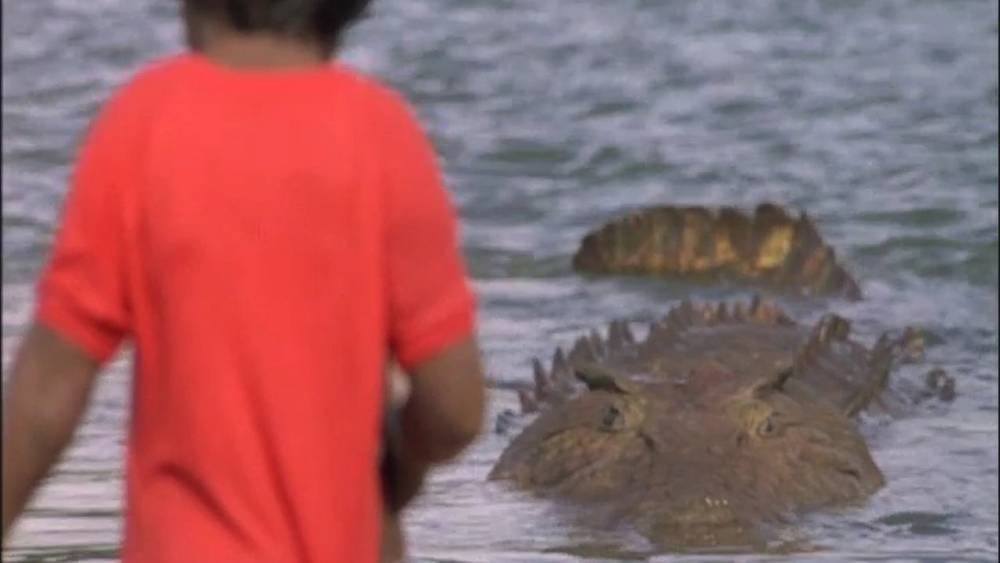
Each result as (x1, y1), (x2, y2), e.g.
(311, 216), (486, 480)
(836, 466), (861, 480)
(756, 417), (775, 437)
(601, 405), (621, 431)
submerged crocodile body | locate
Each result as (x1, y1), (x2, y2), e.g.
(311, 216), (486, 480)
(489, 298), (944, 551)
(573, 203), (862, 299)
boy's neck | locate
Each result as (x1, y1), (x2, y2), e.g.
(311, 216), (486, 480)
(189, 19), (330, 70)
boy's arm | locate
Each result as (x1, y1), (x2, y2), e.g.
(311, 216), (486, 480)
(380, 364), (428, 514)
(378, 89), (486, 473)
(382, 339), (485, 513)
(3, 79), (134, 540)
(399, 338), (485, 464)
(2, 325), (101, 537)
(379, 347), (484, 563)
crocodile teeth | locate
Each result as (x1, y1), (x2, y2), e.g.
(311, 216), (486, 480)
(569, 336), (596, 364)
(749, 294), (763, 317)
(812, 314), (849, 344)
(608, 320), (626, 352)
(716, 302), (730, 323)
(645, 321), (669, 347)
(589, 329), (606, 358)
(532, 358), (551, 398)
(697, 303), (714, 323)
(732, 302), (746, 322)
(833, 317), (851, 341)
(677, 300), (696, 326)
(517, 388), (538, 414)
(664, 308), (685, 330)
(621, 322), (636, 345)
(869, 333), (894, 372)
(532, 357), (547, 383)
(551, 347), (571, 381)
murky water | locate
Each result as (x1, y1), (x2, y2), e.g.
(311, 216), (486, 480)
(2, 1), (997, 561)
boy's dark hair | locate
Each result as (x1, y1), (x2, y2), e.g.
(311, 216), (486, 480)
(184, 0), (372, 52)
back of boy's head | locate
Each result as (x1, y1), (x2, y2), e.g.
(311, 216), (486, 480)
(184, 0), (372, 52)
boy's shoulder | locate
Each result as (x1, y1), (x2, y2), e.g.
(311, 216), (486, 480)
(98, 54), (423, 131)
(130, 53), (192, 84)
(333, 63), (421, 123)
(76, 54), (192, 145)
(96, 54), (193, 122)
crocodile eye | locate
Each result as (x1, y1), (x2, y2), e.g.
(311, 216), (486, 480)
(601, 405), (621, 431)
(756, 417), (775, 437)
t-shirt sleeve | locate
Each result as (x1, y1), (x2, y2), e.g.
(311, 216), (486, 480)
(35, 95), (133, 364)
(378, 92), (477, 370)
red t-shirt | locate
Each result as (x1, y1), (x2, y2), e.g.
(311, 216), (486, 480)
(35, 53), (476, 562)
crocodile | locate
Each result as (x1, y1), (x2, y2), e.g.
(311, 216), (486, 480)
(573, 203), (862, 299)
(489, 297), (947, 551)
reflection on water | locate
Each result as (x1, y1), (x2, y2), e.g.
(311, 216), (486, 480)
(2, 0), (997, 561)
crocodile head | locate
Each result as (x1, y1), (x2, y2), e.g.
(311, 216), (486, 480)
(490, 364), (883, 549)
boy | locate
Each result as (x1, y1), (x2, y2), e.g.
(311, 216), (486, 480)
(2, 1), (486, 562)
